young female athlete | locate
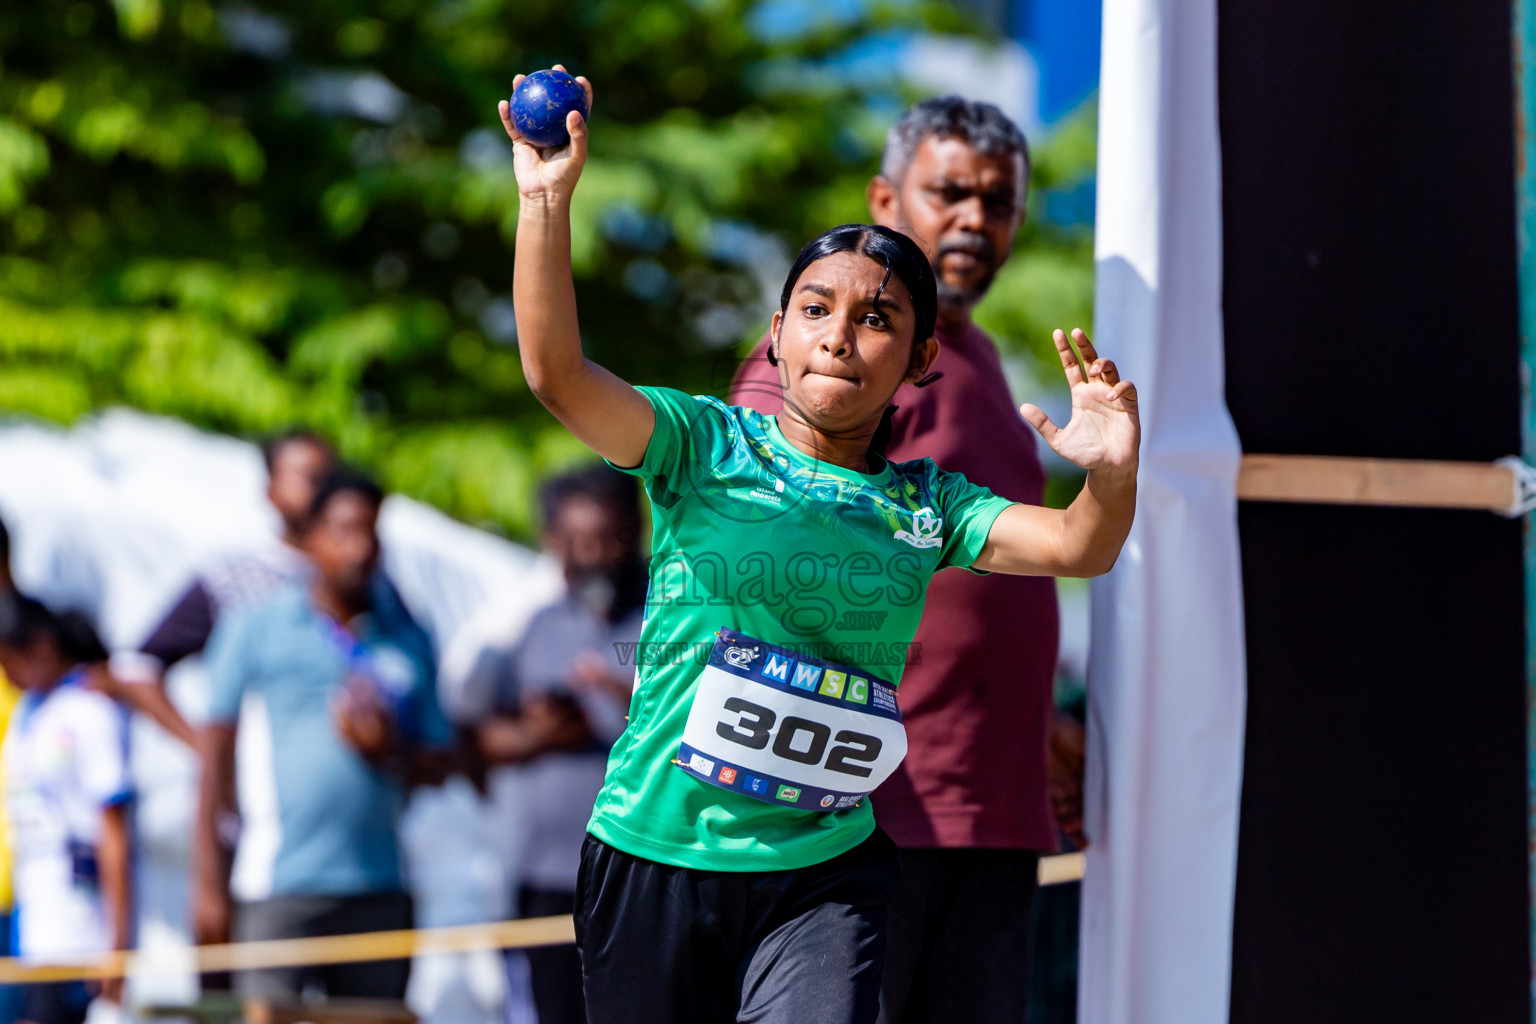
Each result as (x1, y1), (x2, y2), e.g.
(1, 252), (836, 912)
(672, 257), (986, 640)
(499, 71), (1139, 1024)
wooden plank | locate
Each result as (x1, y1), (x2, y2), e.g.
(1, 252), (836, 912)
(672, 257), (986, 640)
(1237, 454), (1515, 512)
(1039, 851), (1086, 886)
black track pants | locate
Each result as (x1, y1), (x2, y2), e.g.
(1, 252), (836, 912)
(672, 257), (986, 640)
(574, 829), (901, 1024)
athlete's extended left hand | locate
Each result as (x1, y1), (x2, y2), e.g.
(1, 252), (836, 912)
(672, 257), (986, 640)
(1019, 329), (1140, 473)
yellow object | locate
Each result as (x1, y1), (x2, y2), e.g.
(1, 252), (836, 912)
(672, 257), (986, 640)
(0, 851), (1087, 983)
(0, 670), (18, 913)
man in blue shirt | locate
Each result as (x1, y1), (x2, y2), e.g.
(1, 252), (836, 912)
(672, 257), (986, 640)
(194, 468), (451, 1002)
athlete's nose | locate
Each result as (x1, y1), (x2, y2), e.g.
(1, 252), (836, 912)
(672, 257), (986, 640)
(820, 315), (855, 359)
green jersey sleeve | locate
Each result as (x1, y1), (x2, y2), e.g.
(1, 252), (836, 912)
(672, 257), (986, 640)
(607, 386), (735, 509)
(933, 467), (1018, 572)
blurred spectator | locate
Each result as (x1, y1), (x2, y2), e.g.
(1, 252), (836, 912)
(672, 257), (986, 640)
(194, 468), (451, 1003)
(1031, 688), (1086, 1024)
(730, 98), (1066, 1023)
(0, 592), (130, 1024)
(103, 430), (337, 746)
(0, 519), (22, 1024)
(469, 466), (644, 1024)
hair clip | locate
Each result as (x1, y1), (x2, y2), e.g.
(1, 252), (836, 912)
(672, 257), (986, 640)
(912, 372), (944, 389)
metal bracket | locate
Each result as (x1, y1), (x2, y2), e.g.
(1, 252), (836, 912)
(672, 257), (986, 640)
(1496, 456), (1536, 517)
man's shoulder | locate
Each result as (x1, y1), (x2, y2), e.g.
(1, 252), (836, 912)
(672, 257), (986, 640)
(215, 584), (311, 641)
(198, 540), (309, 609)
(889, 326), (1004, 421)
(525, 593), (580, 629)
(932, 321), (1010, 386)
(515, 592), (610, 652)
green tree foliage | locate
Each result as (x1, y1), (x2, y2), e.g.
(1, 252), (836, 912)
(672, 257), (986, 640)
(0, 0), (1093, 535)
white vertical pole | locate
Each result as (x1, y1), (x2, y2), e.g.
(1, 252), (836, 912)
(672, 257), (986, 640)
(1080, 0), (1247, 1021)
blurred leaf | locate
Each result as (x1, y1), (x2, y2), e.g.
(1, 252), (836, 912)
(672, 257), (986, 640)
(0, 120), (49, 213)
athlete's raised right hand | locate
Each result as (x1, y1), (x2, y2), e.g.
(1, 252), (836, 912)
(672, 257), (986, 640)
(498, 66), (593, 203)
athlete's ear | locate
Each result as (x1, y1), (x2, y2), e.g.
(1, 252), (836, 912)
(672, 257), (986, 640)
(904, 335), (939, 384)
(767, 311), (783, 367)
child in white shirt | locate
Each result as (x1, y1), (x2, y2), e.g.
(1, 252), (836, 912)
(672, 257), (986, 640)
(0, 593), (131, 1024)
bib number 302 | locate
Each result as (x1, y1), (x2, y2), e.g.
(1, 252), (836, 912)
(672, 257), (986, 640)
(716, 698), (883, 778)
(676, 629), (907, 810)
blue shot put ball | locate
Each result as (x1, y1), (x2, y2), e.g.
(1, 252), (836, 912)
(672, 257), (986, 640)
(510, 69), (590, 148)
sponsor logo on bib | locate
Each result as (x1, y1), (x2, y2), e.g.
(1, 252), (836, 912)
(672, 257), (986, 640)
(688, 752), (716, 776)
(724, 645), (760, 669)
(893, 506), (942, 549)
(776, 784), (802, 803)
(789, 662), (822, 690)
(719, 767), (737, 785)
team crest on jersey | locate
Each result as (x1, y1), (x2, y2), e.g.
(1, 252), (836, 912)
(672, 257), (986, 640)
(893, 506), (942, 549)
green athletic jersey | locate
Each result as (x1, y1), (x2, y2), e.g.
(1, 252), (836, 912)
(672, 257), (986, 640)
(588, 387), (1017, 871)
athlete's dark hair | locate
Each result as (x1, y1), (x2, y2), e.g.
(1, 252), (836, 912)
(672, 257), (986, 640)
(0, 591), (108, 664)
(261, 429), (335, 475)
(770, 224), (942, 456)
(0, 512), (9, 568)
(881, 95), (1031, 188)
(307, 466), (385, 524)
(539, 465), (642, 535)
(772, 224), (938, 360)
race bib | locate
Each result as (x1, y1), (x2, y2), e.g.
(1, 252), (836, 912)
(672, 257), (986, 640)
(677, 629), (907, 812)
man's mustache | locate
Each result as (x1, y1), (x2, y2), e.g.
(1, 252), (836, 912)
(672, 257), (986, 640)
(936, 233), (997, 266)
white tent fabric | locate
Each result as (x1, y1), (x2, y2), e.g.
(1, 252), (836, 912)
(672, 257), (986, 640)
(1082, 0), (1248, 1021)
(0, 409), (560, 654)
(0, 408), (561, 1022)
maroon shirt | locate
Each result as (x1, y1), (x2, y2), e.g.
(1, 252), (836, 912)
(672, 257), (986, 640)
(728, 321), (1060, 850)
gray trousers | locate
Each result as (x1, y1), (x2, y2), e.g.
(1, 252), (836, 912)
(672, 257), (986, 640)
(235, 891), (413, 1002)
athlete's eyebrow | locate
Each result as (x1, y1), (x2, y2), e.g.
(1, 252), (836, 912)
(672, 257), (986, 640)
(794, 280), (906, 312)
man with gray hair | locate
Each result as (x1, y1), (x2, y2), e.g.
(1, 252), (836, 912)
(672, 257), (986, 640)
(730, 96), (1069, 1022)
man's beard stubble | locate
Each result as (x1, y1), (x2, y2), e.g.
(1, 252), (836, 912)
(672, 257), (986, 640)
(935, 231), (1002, 313)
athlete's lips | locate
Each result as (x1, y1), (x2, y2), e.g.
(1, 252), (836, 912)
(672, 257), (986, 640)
(805, 369), (861, 385)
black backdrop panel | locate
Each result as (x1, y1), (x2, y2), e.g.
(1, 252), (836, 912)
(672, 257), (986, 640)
(1219, 0), (1520, 460)
(1219, 0), (1529, 1021)
(1230, 504), (1527, 1023)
